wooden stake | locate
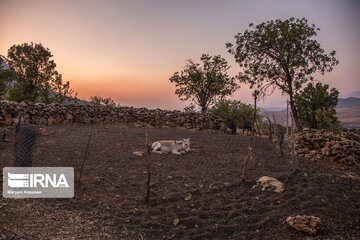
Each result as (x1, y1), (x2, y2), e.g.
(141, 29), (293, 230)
(266, 117), (272, 142)
(291, 112), (295, 164)
(78, 124), (94, 185)
(255, 119), (261, 137)
(286, 100), (289, 136)
(272, 113), (277, 148)
(242, 90), (258, 182)
(144, 129), (151, 203)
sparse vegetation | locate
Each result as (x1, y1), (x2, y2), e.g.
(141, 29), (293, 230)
(90, 96), (116, 107)
(183, 103), (196, 113)
(209, 99), (260, 133)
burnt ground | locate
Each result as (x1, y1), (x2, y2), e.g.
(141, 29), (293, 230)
(0, 123), (360, 239)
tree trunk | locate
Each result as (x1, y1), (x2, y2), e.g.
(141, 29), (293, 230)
(27, 85), (37, 102)
(201, 104), (207, 114)
(272, 113), (277, 148)
(289, 95), (302, 132)
(255, 120), (261, 137)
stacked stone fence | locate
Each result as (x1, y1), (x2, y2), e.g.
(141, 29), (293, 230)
(0, 100), (227, 132)
(295, 128), (360, 166)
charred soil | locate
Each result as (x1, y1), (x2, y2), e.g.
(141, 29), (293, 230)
(1, 124), (359, 239)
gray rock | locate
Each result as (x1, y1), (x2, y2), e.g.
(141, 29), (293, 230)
(286, 215), (321, 235)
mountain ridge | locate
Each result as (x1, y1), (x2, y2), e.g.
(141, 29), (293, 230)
(260, 97), (360, 112)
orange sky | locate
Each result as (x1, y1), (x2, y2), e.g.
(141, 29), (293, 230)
(1, 0), (359, 110)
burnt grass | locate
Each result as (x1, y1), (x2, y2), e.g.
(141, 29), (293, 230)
(1, 123), (360, 239)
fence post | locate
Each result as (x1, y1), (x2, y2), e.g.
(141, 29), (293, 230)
(266, 117), (272, 142)
(272, 114), (278, 148)
(78, 124), (94, 185)
(286, 100), (289, 136)
(291, 112), (296, 164)
(144, 129), (151, 203)
(241, 90), (258, 182)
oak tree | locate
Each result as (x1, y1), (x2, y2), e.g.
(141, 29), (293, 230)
(5, 42), (76, 103)
(170, 54), (238, 113)
(294, 82), (339, 130)
(226, 18), (339, 131)
(0, 57), (17, 97)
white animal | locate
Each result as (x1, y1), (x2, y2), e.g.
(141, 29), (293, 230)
(253, 176), (284, 193)
(151, 138), (190, 154)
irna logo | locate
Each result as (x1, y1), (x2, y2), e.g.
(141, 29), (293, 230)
(8, 172), (69, 188)
(3, 167), (74, 198)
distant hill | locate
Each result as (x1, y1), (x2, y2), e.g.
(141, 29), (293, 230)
(260, 97), (360, 128)
(261, 105), (360, 129)
(336, 106), (360, 129)
(260, 97), (360, 112)
(337, 97), (360, 108)
(341, 91), (360, 98)
(261, 110), (287, 126)
(259, 107), (285, 112)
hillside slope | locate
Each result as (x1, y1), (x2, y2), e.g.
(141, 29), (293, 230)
(336, 106), (360, 129)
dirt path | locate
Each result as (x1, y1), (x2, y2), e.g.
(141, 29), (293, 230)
(1, 124), (359, 239)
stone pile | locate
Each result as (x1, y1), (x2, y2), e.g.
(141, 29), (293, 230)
(295, 128), (360, 166)
(0, 100), (227, 132)
(286, 215), (321, 235)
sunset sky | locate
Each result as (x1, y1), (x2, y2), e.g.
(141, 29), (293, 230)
(1, 0), (359, 110)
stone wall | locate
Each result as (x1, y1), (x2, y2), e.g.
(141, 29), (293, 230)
(295, 128), (360, 166)
(0, 100), (227, 131)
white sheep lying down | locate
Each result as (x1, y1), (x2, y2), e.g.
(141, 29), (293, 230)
(151, 138), (190, 154)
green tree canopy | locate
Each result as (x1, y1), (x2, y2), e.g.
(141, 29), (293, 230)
(0, 57), (17, 97)
(226, 17), (339, 131)
(209, 99), (260, 133)
(4, 42), (76, 103)
(294, 82), (339, 130)
(170, 54), (238, 113)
